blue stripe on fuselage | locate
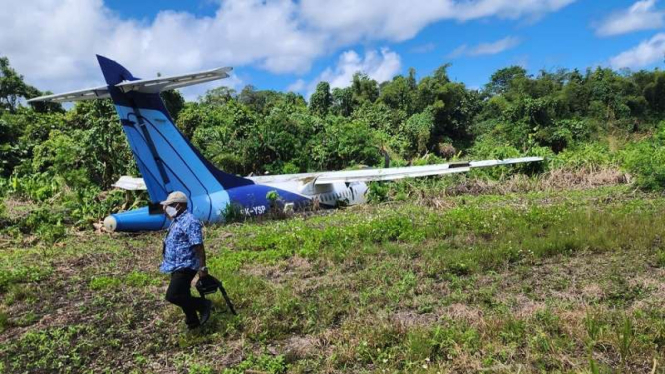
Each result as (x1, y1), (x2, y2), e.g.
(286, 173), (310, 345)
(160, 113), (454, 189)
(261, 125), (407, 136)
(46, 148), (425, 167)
(226, 184), (312, 217)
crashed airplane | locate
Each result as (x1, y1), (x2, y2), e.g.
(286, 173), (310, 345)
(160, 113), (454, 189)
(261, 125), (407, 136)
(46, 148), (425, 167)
(29, 56), (542, 232)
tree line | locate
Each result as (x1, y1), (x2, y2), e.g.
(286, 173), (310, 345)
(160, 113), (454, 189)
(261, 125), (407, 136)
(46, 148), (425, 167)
(1, 57), (665, 195)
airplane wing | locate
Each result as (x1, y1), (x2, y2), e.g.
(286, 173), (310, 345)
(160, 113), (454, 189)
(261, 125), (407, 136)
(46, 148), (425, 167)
(309, 157), (542, 184)
(112, 156), (542, 190)
(28, 67), (232, 103)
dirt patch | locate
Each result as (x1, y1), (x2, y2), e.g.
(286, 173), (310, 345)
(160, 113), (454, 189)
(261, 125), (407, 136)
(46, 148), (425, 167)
(242, 255), (315, 284)
(280, 335), (319, 360)
(391, 310), (439, 327)
(441, 303), (485, 326)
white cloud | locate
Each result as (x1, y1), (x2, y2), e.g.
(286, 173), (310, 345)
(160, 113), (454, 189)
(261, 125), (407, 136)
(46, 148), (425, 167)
(300, 0), (576, 43)
(0, 0), (576, 96)
(286, 79), (306, 92)
(449, 36), (521, 57)
(596, 0), (665, 37)
(410, 43), (437, 53)
(318, 48), (402, 90)
(292, 48), (401, 97)
(179, 73), (244, 102)
(610, 33), (665, 69)
(0, 0), (326, 94)
(451, 0), (577, 21)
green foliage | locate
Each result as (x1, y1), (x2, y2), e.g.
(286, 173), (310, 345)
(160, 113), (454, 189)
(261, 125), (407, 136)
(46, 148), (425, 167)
(621, 125), (665, 190)
(554, 142), (616, 170)
(160, 89), (185, 120)
(367, 182), (389, 203)
(309, 81), (332, 116)
(266, 190), (280, 203)
(615, 314), (636, 366)
(401, 110), (434, 157)
(0, 57), (58, 114)
(222, 354), (288, 374)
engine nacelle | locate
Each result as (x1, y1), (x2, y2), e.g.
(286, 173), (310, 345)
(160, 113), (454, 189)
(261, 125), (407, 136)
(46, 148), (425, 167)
(103, 207), (169, 232)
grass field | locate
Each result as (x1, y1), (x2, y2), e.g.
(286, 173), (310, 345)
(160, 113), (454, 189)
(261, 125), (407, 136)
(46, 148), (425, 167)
(3, 185), (665, 373)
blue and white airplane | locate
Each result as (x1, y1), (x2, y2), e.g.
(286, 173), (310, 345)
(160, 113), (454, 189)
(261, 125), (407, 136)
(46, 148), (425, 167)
(29, 56), (542, 232)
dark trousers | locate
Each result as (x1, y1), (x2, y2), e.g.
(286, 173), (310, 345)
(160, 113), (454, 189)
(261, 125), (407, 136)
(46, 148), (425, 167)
(165, 269), (206, 327)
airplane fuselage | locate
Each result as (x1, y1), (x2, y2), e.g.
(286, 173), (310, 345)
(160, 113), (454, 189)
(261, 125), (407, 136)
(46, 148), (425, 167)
(103, 180), (369, 232)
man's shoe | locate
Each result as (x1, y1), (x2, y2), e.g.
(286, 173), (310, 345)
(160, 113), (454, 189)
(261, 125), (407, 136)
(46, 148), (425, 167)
(200, 299), (212, 326)
(186, 322), (200, 330)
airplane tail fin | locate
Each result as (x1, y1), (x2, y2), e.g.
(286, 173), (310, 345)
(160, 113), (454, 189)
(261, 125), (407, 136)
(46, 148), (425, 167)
(30, 55), (253, 222)
(94, 55), (253, 221)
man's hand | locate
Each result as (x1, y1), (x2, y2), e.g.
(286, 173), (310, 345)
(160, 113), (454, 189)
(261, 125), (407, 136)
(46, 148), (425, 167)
(193, 244), (207, 278)
(198, 266), (209, 278)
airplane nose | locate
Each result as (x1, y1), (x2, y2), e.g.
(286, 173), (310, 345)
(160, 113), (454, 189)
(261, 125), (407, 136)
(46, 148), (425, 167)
(103, 215), (117, 232)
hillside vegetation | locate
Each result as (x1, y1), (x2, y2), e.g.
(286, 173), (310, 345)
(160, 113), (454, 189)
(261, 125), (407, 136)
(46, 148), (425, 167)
(1, 57), (665, 239)
(2, 57), (665, 372)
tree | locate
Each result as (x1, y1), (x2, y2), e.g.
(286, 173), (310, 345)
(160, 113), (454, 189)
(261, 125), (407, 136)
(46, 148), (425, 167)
(416, 64), (480, 143)
(309, 81), (332, 116)
(643, 71), (665, 115)
(379, 74), (417, 115)
(351, 73), (379, 106)
(332, 87), (353, 117)
(161, 90), (185, 120)
(0, 57), (56, 113)
(485, 66), (528, 96)
(201, 86), (236, 106)
(238, 85), (285, 115)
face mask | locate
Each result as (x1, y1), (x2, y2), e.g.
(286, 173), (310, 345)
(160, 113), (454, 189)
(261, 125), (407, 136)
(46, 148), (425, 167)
(165, 206), (178, 218)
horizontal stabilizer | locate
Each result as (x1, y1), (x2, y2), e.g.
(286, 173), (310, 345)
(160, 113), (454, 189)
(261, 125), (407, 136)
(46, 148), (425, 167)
(28, 66), (232, 103)
(115, 67), (232, 94)
(27, 85), (110, 103)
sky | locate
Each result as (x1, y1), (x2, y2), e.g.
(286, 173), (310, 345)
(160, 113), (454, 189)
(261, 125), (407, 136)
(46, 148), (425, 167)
(2, 0), (665, 101)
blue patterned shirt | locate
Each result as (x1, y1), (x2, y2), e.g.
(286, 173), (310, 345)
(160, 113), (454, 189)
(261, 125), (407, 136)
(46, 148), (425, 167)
(160, 211), (204, 273)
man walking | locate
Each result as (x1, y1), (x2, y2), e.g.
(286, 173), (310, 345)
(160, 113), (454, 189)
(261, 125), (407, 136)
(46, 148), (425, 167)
(160, 191), (212, 330)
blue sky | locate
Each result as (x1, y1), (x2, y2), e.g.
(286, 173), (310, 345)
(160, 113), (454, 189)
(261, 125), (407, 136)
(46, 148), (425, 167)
(3, 0), (665, 99)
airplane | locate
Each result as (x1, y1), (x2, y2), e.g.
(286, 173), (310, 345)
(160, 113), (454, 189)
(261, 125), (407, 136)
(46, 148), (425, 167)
(29, 55), (543, 232)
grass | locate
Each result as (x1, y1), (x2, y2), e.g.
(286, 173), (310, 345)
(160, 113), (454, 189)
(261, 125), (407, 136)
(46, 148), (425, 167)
(2, 185), (665, 372)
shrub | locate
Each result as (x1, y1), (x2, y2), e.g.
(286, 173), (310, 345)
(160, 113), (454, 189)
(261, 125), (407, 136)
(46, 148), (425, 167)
(621, 126), (665, 190)
(367, 182), (389, 203)
(554, 142), (615, 171)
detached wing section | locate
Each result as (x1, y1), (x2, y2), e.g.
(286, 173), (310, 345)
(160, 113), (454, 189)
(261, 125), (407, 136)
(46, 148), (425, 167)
(27, 67), (232, 103)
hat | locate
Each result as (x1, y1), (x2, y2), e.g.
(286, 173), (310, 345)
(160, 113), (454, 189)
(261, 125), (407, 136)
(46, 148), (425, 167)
(161, 191), (188, 206)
